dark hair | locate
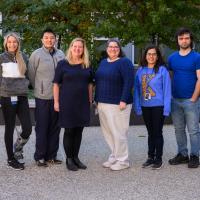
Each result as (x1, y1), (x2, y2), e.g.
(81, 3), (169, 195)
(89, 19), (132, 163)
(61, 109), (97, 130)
(140, 45), (165, 73)
(106, 38), (125, 57)
(41, 28), (56, 38)
(175, 27), (194, 49)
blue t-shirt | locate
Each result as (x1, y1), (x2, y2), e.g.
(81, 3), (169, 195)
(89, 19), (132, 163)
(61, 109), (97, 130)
(95, 57), (134, 105)
(168, 50), (200, 98)
(133, 66), (171, 116)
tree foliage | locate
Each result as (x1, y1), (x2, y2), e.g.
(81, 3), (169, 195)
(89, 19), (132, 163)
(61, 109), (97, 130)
(0, 0), (200, 55)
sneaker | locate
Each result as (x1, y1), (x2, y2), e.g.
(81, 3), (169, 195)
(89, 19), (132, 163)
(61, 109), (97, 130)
(188, 155), (199, 168)
(36, 159), (48, 167)
(168, 153), (189, 165)
(7, 159), (24, 170)
(102, 160), (116, 168)
(47, 159), (62, 165)
(142, 158), (154, 168)
(152, 160), (163, 170)
(110, 162), (129, 171)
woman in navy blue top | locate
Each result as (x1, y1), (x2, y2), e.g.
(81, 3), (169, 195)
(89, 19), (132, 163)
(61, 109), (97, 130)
(53, 38), (93, 171)
(95, 39), (134, 171)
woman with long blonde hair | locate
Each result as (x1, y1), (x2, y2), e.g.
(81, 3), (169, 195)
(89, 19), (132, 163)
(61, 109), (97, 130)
(53, 38), (93, 171)
(0, 32), (32, 170)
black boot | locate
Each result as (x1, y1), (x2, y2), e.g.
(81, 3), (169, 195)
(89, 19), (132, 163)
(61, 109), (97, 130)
(66, 158), (78, 171)
(73, 157), (87, 169)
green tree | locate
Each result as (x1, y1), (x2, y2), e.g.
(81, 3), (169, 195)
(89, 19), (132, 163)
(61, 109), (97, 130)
(0, 0), (94, 53)
(86, 0), (200, 49)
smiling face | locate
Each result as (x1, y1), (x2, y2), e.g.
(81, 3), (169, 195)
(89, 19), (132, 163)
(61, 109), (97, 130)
(146, 48), (158, 67)
(106, 41), (120, 60)
(178, 33), (192, 50)
(41, 32), (56, 50)
(6, 36), (19, 53)
(71, 40), (84, 59)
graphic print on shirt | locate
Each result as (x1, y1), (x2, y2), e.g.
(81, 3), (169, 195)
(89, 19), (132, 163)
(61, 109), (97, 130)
(141, 74), (156, 99)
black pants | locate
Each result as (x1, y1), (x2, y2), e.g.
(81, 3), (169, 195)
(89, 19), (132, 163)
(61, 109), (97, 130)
(63, 127), (84, 158)
(1, 96), (32, 160)
(34, 98), (61, 161)
(142, 106), (165, 161)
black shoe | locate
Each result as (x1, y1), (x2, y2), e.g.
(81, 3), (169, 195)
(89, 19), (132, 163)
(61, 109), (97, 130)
(7, 159), (25, 170)
(142, 157), (154, 168)
(152, 160), (163, 170)
(47, 159), (62, 165)
(36, 159), (48, 167)
(188, 155), (199, 168)
(73, 157), (87, 169)
(168, 153), (189, 165)
(66, 158), (78, 171)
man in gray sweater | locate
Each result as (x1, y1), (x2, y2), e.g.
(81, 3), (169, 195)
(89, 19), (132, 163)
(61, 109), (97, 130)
(29, 28), (65, 167)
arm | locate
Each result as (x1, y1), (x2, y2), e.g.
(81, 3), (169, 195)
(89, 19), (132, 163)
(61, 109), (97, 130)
(119, 58), (134, 110)
(133, 70), (142, 115)
(88, 83), (93, 104)
(162, 68), (171, 116)
(53, 83), (60, 112)
(28, 51), (39, 88)
(191, 69), (200, 102)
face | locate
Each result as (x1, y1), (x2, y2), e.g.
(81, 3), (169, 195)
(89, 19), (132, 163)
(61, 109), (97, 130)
(71, 41), (84, 58)
(6, 36), (18, 53)
(178, 33), (191, 50)
(41, 32), (56, 49)
(106, 41), (120, 60)
(146, 48), (158, 66)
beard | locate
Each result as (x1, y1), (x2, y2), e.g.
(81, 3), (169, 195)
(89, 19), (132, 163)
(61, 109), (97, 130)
(179, 44), (191, 50)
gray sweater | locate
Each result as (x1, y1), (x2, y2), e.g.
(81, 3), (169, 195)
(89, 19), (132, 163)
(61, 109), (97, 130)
(28, 46), (65, 100)
(0, 51), (29, 97)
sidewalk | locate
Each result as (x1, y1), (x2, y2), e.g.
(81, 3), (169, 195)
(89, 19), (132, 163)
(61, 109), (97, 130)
(0, 125), (199, 200)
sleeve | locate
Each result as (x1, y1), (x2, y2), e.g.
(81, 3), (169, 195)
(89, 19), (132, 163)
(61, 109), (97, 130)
(53, 61), (63, 84)
(167, 56), (172, 71)
(21, 52), (29, 79)
(88, 67), (95, 84)
(162, 67), (171, 116)
(119, 58), (134, 103)
(195, 54), (200, 70)
(133, 69), (142, 115)
(28, 51), (39, 88)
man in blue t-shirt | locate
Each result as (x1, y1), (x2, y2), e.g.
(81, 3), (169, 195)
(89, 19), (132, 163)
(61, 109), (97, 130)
(168, 27), (200, 168)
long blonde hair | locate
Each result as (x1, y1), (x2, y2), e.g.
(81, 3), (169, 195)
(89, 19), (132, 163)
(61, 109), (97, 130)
(66, 38), (90, 68)
(3, 32), (27, 75)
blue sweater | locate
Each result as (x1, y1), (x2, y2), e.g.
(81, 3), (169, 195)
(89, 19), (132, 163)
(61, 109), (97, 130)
(95, 57), (134, 104)
(134, 66), (171, 116)
(168, 50), (200, 98)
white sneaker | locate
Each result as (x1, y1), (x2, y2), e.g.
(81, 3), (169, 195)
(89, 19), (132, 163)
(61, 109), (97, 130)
(102, 160), (115, 168)
(110, 162), (130, 171)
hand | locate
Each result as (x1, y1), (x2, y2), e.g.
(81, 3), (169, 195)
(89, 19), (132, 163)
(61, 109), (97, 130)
(119, 101), (127, 110)
(54, 102), (59, 112)
(190, 98), (196, 102)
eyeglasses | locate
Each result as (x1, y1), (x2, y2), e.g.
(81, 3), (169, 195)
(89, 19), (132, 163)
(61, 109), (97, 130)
(147, 53), (157, 57)
(107, 46), (120, 49)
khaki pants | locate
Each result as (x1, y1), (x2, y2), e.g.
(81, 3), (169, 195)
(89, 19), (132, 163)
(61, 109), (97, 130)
(98, 103), (131, 164)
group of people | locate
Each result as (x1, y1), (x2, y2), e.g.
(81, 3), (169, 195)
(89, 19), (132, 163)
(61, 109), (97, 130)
(0, 27), (199, 172)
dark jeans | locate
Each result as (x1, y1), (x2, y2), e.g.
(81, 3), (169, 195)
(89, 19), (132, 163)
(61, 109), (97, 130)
(1, 96), (32, 160)
(63, 127), (84, 158)
(142, 106), (165, 161)
(34, 98), (60, 161)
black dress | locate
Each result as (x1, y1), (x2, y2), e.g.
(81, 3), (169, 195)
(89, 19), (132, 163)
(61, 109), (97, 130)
(53, 59), (93, 128)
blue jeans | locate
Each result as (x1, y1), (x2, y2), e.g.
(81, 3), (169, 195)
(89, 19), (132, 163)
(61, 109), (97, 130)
(171, 98), (200, 156)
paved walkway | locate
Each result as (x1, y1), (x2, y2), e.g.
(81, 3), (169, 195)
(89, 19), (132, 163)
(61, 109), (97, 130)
(0, 125), (200, 200)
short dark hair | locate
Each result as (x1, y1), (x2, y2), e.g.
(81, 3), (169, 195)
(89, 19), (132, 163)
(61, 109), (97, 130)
(41, 28), (56, 38)
(175, 27), (194, 49)
(106, 38), (125, 57)
(140, 45), (165, 73)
